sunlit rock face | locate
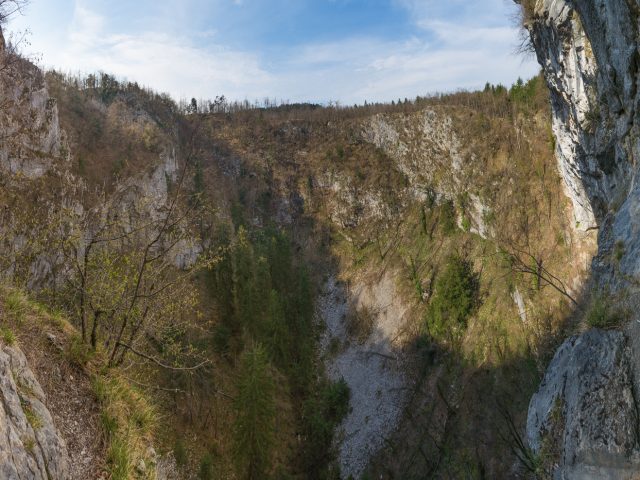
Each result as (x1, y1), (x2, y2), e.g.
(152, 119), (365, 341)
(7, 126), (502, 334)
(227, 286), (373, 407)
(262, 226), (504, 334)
(0, 343), (70, 479)
(524, 0), (640, 476)
(526, 0), (637, 233)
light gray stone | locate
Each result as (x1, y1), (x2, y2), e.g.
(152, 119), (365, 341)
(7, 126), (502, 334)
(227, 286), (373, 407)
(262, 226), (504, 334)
(0, 343), (70, 479)
(527, 330), (640, 478)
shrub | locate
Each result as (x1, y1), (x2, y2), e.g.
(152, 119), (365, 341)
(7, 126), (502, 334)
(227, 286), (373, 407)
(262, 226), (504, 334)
(5, 290), (27, 322)
(301, 379), (351, 473)
(1, 328), (16, 345)
(212, 323), (232, 355)
(345, 305), (375, 343)
(321, 378), (350, 423)
(614, 240), (625, 263)
(426, 255), (479, 338)
(66, 335), (93, 366)
(585, 296), (623, 329)
(174, 438), (188, 467)
(198, 453), (214, 480)
(22, 401), (43, 430)
(439, 201), (457, 236)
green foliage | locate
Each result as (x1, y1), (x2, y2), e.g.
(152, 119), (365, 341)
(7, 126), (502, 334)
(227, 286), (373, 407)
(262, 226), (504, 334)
(301, 379), (350, 476)
(93, 373), (157, 480)
(321, 378), (350, 422)
(439, 201), (457, 236)
(66, 334), (94, 366)
(585, 296), (623, 330)
(614, 240), (625, 263)
(5, 290), (27, 322)
(209, 225), (314, 388)
(1, 328), (16, 345)
(22, 401), (43, 430)
(198, 453), (215, 480)
(208, 223), (344, 476)
(509, 76), (543, 111)
(107, 436), (130, 480)
(173, 438), (188, 467)
(426, 255), (479, 338)
(212, 323), (232, 355)
(233, 345), (276, 480)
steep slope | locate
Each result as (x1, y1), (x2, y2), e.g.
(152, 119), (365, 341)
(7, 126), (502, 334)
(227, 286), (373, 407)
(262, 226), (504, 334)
(0, 14), (611, 478)
(523, 0), (640, 477)
(0, 341), (70, 479)
(201, 87), (593, 477)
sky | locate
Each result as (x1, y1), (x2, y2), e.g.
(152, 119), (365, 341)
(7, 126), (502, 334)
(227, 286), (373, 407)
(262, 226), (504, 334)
(6, 0), (540, 105)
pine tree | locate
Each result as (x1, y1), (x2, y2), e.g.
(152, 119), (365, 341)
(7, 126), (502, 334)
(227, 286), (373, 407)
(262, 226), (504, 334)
(233, 344), (276, 480)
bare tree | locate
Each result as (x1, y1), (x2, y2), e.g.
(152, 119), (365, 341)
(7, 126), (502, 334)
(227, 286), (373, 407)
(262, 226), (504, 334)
(61, 120), (215, 370)
(0, 0), (28, 26)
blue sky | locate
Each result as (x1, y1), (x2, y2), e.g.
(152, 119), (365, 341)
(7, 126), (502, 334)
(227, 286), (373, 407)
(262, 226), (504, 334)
(7, 0), (539, 104)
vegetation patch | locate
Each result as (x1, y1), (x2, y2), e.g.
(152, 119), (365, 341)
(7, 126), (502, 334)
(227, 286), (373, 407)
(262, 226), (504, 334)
(345, 305), (376, 343)
(425, 255), (479, 339)
(585, 295), (625, 330)
(93, 373), (157, 480)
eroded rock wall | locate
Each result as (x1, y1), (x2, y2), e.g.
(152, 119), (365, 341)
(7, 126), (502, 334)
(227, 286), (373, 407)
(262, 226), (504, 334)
(524, 0), (640, 476)
(0, 343), (70, 479)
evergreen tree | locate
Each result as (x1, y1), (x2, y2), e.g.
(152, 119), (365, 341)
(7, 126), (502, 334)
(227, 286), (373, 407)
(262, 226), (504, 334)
(233, 344), (276, 480)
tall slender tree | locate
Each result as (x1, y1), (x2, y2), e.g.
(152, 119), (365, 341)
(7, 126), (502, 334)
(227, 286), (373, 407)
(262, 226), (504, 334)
(233, 344), (276, 480)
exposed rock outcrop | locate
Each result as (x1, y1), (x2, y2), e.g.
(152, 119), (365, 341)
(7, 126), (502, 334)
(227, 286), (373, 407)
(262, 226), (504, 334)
(524, 0), (634, 231)
(0, 48), (68, 177)
(0, 343), (70, 479)
(527, 330), (640, 479)
(524, 0), (640, 475)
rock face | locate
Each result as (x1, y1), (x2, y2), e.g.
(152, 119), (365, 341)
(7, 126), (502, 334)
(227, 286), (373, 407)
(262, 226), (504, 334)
(527, 330), (640, 479)
(525, 0), (635, 232)
(524, 0), (640, 475)
(0, 343), (70, 479)
(0, 50), (67, 178)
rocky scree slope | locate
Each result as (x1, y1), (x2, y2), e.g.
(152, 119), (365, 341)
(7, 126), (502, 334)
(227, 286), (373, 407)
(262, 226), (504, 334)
(524, 0), (640, 477)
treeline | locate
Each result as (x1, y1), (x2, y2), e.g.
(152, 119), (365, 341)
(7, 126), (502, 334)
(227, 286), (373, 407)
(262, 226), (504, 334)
(47, 69), (547, 125)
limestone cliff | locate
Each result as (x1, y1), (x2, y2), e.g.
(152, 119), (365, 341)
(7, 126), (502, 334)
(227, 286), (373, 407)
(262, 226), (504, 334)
(524, 0), (640, 476)
(0, 342), (70, 479)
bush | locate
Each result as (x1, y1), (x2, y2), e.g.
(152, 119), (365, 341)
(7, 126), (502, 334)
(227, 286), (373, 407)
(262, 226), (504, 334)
(5, 290), (27, 322)
(346, 305), (375, 343)
(66, 335), (94, 366)
(198, 453), (214, 480)
(174, 438), (188, 467)
(426, 255), (479, 338)
(321, 378), (351, 423)
(301, 379), (351, 474)
(585, 296), (623, 329)
(1, 328), (16, 345)
(439, 201), (457, 236)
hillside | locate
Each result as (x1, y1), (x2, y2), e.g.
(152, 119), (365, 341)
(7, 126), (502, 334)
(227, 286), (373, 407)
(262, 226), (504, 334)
(0, 1), (634, 477)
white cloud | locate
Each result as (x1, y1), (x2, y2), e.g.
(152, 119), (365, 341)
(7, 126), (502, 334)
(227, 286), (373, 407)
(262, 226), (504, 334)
(8, 0), (538, 104)
(39, 1), (273, 100)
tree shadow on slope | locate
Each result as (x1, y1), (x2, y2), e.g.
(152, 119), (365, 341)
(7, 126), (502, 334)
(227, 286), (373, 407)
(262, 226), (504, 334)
(364, 277), (594, 480)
